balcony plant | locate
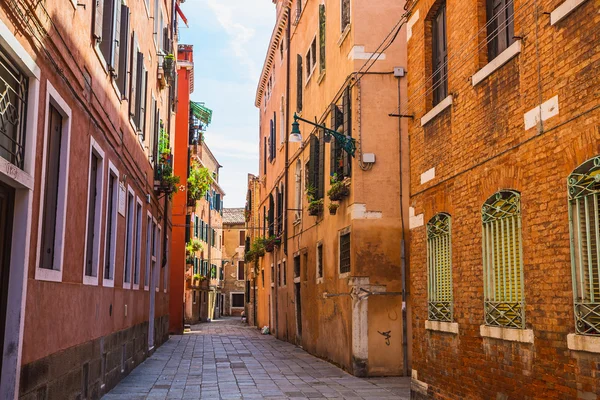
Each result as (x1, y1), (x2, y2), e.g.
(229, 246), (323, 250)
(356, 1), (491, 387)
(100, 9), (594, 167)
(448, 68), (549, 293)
(186, 238), (203, 255)
(306, 184), (323, 216)
(163, 53), (175, 84)
(245, 237), (266, 265)
(264, 236), (280, 253)
(328, 173), (350, 201)
(329, 202), (339, 215)
(155, 126), (180, 198)
(188, 161), (212, 202)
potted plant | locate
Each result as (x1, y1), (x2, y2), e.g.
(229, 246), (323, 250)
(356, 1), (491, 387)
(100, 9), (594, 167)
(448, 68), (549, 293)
(192, 273), (201, 285)
(187, 161), (212, 201)
(329, 202), (339, 215)
(264, 236), (278, 253)
(186, 238), (203, 256)
(328, 174), (350, 201)
(246, 237), (266, 263)
(308, 199), (324, 216)
(163, 53), (175, 83)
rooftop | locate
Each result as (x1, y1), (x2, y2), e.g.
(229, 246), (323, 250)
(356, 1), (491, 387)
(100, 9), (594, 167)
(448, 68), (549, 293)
(223, 208), (245, 225)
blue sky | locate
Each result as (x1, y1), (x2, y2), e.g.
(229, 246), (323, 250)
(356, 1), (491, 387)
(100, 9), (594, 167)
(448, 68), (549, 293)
(179, 0), (275, 208)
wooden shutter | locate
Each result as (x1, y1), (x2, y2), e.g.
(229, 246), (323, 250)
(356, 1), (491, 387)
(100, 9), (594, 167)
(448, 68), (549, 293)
(319, 4), (326, 73)
(111, 1), (121, 73)
(296, 54), (303, 112)
(215, 194), (221, 211)
(308, 135), (318, 194)
(342, 87), (352, 178)
(93, 0), (104, 40)
(85, 154), (99, 276)
(432, 3), (447, 105)
(267, 134), (272, 162)
(117, 5), (130, 91)
(268, 195), (275, 236)
(330, 104), (343, 175)
(273, 111), (277, 154)
(140, 69), (148, 138)
(134, 52), (144, 128)
(129, 33), (138, 118)
(263, 139), (267, 173)
(318, 132), (324, 198)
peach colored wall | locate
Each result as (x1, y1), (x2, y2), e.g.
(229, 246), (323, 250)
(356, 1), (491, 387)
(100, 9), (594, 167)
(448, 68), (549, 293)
(254, 0), (410, 375)
(0, 0), (176, 366)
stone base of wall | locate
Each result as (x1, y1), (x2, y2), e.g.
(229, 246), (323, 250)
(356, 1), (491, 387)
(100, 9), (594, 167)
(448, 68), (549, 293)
(19, 315), (169, 400)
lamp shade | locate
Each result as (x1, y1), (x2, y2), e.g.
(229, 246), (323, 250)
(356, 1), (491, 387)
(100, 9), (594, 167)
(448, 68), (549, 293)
(289, 120), (302, 143)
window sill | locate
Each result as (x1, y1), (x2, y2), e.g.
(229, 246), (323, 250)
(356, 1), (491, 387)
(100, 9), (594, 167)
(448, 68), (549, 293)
(480, 325), (534, 344)
(339, 271), (351, 279)
(337, 24), (351, 47)
(551, 0), (588, 25)
(35, 267), (63, 283)
(317, 70), (326, 85)
(567, 333), (600, 353)
(425, 320), (458, 334)
(471, 40), (521, 86)
(316, 277), (323, 285)
(103, 279), (115, 288)
(293, 277), (301, 284)
(83, 275), (99, 286)
(123, 282), (131, 290)
(420, 95), (452, 127)
(305, 66), (317, 87)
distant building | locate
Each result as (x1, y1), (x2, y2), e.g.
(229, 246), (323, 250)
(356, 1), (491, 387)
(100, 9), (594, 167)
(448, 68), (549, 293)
(222, 208), (247, 316)
(407, 0), (600, 398)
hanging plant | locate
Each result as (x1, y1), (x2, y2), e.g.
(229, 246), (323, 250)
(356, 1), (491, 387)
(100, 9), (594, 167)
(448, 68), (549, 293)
(188, 162), (212, 201)
(186, 238), (203, 255)
(328, 174), (350, 201)
(329, 202), (339, 215)
(308, 199), (324, 216)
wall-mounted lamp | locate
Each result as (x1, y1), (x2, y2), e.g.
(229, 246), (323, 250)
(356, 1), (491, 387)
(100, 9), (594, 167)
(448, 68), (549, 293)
(289, 113), (356, 157)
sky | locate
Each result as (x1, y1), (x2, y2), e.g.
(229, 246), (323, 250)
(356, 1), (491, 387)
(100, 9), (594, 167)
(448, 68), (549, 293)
(179, 0), (275, 208)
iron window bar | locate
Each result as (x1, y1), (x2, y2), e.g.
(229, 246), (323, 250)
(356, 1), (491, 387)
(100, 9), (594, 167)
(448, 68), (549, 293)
(427, 213), (453, 322)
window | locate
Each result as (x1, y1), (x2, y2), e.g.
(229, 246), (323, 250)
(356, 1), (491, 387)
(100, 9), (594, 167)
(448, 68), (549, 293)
(104, 164), (119, 284)
(317, 243), (323, 279)
(283, 260), (287, 286)
(116, 5), (130, 96)
(277, 263), (281, 287)
(84, 141), (105, 284)
(340, 231), (351, 274)
(319, 5), (326, 73)
(239, 230), (246, 246)
(568, 157), (600, 335)
(123, 189), (134, 287)
(0, 45), (29, 168)
(129, 36), (148, 135)
(432, 2), (448, 106)
(246, 281), (251, 303)
(237, 261), (245, 281)
(133, 199), (143, 287)
(39, 105), (66, 273)
(153, 0), (160, 48)
(482, 190), (524, 328)
(341, 0), (351, 32)
(486, 0), (514, 61)
(306, 37), (317, 81)
(279, 96), (285, 147)
(268, 117), (276, 162)
(268, 194), (275, 237)
(309, 134), (324, 199)
(277, 184), (284, 235)
(231, 293), (244, 308)
(330, 87), (352, 180)
(262, 268), (265, 287)
(263, 138), (267, 174)
(94, 0), (123, 74)
(271, 264), (275, 283)
(427, 213), (452, 322)
(193, 290), (196, 304)
(294, 255), (300, 278)
(145, 213), (152, 289)
(295, 0), (302, 23)
(296, 55), (303, 112)
(295, 160), (302, 220)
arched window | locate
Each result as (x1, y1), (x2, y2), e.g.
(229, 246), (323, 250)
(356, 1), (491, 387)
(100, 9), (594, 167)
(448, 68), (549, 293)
(427, 213), (452, 322)
(568, 156), (600, 335)
(482, 190), (524, 328)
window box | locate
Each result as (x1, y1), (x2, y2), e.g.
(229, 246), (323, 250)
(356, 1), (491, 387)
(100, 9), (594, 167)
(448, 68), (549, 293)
(308, 199), (324, 216)
(328, 178), (350, 201)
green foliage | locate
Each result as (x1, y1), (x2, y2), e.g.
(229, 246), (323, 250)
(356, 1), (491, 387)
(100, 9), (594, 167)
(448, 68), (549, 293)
(193, 274), (201, 281)
(245, 237), (266, 267)
(188, 162), (212, 201)
(327, 176), (350, 201)
(308, 198), (324, 216)
(186, 238), (203, 255)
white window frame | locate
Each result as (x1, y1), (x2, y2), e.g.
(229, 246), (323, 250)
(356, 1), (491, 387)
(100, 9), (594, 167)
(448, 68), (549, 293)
(156, 224), (162, 292)
(144, 211), (152, 290)
(82, 138), (105, 286)
(230, 292), (245, 310)
(35, 81), (73, 283)
(123, 185), (135, 289)
(305, 36), (317, 84)
(103, 161), (119, 287)
(338, 226), (351, 279)
(132, 196), (143, 289)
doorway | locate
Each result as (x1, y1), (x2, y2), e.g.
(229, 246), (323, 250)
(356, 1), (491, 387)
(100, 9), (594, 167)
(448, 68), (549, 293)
(0, 182), (14, 377)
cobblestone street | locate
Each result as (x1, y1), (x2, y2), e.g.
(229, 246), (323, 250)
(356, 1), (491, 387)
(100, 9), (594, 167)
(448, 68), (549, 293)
(102, 318), (410, 399)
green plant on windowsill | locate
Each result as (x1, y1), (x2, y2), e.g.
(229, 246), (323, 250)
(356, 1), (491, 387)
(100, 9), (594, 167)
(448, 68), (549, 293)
(329, 202), (339, 215)
(186, 238), (203, 256)
(328, 173), (350, 201)
(245, 237), (266, 267)
(156, 126), (180, 198)
(306, 183), (324, 216)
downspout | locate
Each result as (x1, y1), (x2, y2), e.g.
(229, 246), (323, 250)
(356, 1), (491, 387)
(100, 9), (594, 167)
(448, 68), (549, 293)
(284, 5), (291, 257)
(396, 76), (409, 377)
(208, 198), (212, 320)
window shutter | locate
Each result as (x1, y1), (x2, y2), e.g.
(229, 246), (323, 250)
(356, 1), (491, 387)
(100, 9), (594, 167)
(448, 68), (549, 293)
(330, 104), (341, 175)
(111, 1), (121, 73)
(319, 4), (326, 73)
(263, 139), (267, 173)
(318, 132), (325, 198)
(134, 52), (144, 127)
(216, 194), (221, 211)
(267, 134), (272, 162)
(93, 0), (104, 40)
(129, 33), (138, 118)
(296, 54), (303, 112)
(163, 26), (170, 54)
(308, 135), (318, 193)
(273, 111), (277, 152)
(342, 87), (352, 178)
(140, 69), (148, 138)
(117, 5), (130, 91)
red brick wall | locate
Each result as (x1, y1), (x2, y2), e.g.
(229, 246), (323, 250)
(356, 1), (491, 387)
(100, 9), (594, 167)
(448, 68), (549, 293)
(408, 0), (600, 398)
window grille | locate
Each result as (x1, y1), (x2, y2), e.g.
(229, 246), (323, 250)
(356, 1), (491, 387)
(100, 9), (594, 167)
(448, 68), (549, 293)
(0, 47), (28, 169)
(568, 156), (600, 335)
(482, 190), (524, 328)
(340, 232), (351, 274)
(427, 213), (452, 322)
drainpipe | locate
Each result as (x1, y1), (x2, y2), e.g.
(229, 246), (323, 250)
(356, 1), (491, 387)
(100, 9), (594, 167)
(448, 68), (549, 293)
(208, 199), (212, 320)
(396, 75), (409, 377)
(284, 5), (291, 257)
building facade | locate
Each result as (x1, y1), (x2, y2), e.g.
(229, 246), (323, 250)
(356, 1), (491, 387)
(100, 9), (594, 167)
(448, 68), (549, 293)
(184, 140), (225, 323)
(222, 208), (247, 317)
(407, 0), (600, 398)
(252, 0), (410, 376)
(245, 173), (262, 327)
(0, 0), (183, 397)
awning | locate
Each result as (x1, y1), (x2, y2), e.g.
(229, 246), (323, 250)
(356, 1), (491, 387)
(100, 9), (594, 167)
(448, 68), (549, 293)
(190, 101), (213, 126)
(176, 3), (188, 27)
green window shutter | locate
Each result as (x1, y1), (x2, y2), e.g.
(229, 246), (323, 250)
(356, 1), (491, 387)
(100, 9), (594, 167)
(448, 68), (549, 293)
(318, 131), (325, 199)
(319, 4), (326, 73)
(342, 86), (352, 178)
(308, 135), (319, 197)
(296, 54), (303, 112)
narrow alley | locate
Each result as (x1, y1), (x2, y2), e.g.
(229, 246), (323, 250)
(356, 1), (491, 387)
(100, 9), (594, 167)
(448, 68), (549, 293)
(102, 318), (410, 400)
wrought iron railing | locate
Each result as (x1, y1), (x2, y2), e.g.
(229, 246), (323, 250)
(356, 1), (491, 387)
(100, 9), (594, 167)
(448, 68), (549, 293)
(0, 48), (28, 169)
(427, 213), (453, 322)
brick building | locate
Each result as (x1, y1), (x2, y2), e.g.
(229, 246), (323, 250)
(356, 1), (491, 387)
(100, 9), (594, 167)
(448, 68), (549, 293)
(245, 173), (262, 326)
(407, 0), (600, 398)
(221, 208), (247, 317)
(0, 0), (184, 397)
(252, 0), (410, 376)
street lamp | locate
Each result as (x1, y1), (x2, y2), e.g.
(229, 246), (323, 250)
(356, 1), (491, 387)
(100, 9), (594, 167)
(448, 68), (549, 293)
(288, 113), (356, 157)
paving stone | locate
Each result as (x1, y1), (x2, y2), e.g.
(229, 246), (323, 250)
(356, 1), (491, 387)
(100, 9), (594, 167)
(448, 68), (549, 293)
(102, 317), (409, 399)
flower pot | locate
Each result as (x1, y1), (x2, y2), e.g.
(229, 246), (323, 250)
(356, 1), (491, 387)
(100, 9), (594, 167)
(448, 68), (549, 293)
(265, 242), (275, 253)
(329, 208), (338, 215)
(308, 202), (323, 216)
